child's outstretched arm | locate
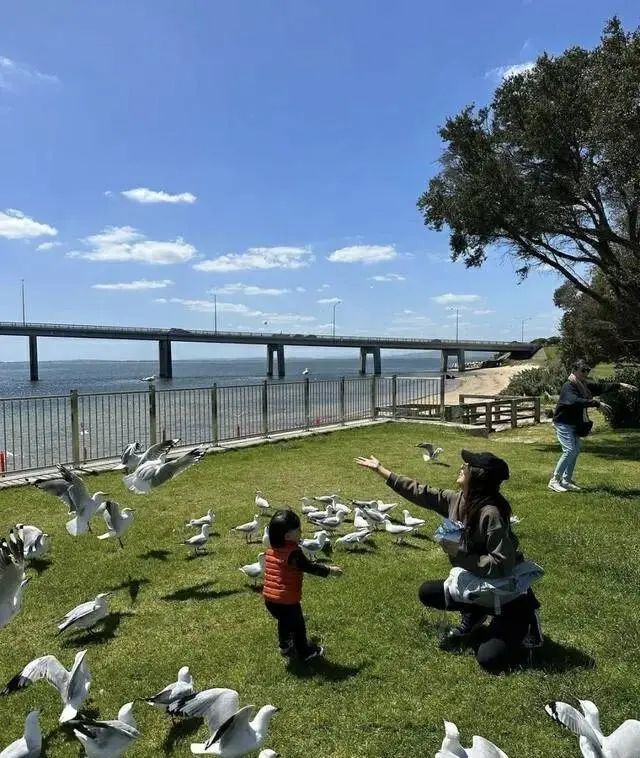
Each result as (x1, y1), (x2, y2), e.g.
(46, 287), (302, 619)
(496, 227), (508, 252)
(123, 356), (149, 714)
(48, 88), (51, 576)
(288, 548), (342, 577)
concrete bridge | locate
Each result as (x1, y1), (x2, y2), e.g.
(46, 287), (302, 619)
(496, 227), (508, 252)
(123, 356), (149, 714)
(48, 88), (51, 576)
(0, 321), (538, 380)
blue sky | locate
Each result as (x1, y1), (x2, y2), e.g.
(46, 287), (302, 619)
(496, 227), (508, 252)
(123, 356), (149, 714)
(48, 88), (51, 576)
(0, 0), (634, 360)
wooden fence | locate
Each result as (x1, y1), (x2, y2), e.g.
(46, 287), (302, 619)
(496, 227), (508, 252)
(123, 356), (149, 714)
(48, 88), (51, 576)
(455, 394), (541, 431)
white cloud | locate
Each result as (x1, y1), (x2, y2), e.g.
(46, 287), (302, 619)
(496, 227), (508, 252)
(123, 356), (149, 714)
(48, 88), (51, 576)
(121, 188), (197, 204)
(194, 246), (313, 272)
(0, 55), (59, 91)
(295, 286), (306, 293)
(487, 61), (535, 81)
(162, 297), (315, 323)
(317, 297), (341, 305)
(327, 244), (397, 264)
(207, 283), (290, 297)
(392, 315), (431, 325)
(368, 273), (406, 282)
(67, 226), (197, 264)
(317, 284), (330, 291)
(472, 309), (495, 315)
(432, 293), (481, 305)
(36, 240), (62, 251)
(0, 209), (58, 240)
(92, 279), (173, 291)
(402, 309), (415, 315)
(315, 323), (334, 330)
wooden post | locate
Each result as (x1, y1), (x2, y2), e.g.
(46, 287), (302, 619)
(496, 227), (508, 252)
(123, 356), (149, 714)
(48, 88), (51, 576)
(340, 376), (346, 425)
(304, 377), (310, 430)
(391, 374), (397, 417)
(485, 402), (493, 432)
(210, 384), (218, 444)
(371, 375), (377, 419)
(439, 374), (446, 418)
(510, 398), (518, 428)
(262, 380), (269, 437)
(458, 394), (465, 404)
(70, 389), (80, 465)
(148, 381), (157, 445)
(533, 396), (541, 423)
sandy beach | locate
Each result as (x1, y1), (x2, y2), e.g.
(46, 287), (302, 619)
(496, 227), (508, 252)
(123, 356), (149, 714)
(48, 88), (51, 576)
(444, 363), (535, 404)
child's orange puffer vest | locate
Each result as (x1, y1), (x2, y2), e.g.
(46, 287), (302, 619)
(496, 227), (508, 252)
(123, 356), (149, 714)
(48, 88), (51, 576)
(263, 541), (303, 603)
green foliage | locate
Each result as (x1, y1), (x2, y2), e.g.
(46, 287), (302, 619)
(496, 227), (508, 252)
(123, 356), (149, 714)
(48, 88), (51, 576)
(600, 365), (640, 428)
(418, 18), (640, 329)
(499, 360), (568, 397)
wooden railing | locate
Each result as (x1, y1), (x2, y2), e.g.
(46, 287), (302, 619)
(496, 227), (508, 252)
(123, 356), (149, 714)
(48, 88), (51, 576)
(456, 395), (541, 431)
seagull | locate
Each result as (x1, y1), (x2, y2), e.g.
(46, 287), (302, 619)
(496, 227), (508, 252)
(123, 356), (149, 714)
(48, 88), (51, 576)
(0, 530), (30, 631)
(331, 501), (352, 515)
(33, 476), (76, 513)
(0, 711), (41, 758)
(56, 465), (108, 536)
(187, 510), (215, 529)
(258, 752), (278, 758)
(351, 499), (378, 508)
(2, 650), (91, 724)
(307, 504), (335, 522)
(300, 498), (317, 515)
(300, 531), (330, 556)
(362, 506), (388, 529)
(67, 701), (139, 758)
(183, 524), (211, 555)
(142, 666), (194, 714)
(302, 368), (310, 375)
(232, 516), (259, 544)
(239, 553), (265, 585)
(191, 702), (279, 756)
(124, 444), (208, 494)
(403, 510), (426, 529)
(14, 524), (49, 559)
(545, 699), (640, 757)
(509, 515), (522, 525)
(313, 511), (346, 530)
(98, 501), (135, 548)
(417, 442), (444, 462)
(353, 508), (371, 531)
(114, 438), (180, 473)
(56, 593), (110, 636)
(169, 687), (242, 736)
(255, 492), (270, 513)
(384, 519), (413, 544)
(140, 375), (156, 382)
(374, 500), (397, 515)
(335, 529), (372, 549)
(261, 526), (270, 549)
(314, 494), (338, 504)
(435, 720), (509, 758)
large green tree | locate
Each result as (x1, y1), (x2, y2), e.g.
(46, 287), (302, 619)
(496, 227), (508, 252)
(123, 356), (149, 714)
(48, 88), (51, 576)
(418, 18), (640, 330)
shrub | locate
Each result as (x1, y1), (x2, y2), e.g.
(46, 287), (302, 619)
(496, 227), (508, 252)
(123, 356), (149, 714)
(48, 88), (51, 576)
(600, 365), (640, 428)
(499, 360), (568, 397)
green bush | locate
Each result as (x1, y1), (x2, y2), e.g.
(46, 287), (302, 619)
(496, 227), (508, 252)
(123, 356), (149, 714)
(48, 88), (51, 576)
(499, 359), (568, 397)
(600, 366), (640, 428)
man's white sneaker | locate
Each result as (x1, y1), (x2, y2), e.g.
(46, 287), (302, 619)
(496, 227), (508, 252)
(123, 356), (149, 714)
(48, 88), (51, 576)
(547, 479), (567, 492)
(561, 480), (581, 492)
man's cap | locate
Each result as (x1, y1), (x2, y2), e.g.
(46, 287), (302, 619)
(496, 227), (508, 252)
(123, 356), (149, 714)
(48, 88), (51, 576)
(461, 449), (510, 482)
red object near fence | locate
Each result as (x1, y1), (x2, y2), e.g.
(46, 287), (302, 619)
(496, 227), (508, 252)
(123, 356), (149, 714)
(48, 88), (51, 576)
(0, 450), (6, 475)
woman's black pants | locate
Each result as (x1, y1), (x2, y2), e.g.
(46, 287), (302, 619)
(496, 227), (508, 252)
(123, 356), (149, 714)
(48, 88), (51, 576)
(418, 579), (539, 672)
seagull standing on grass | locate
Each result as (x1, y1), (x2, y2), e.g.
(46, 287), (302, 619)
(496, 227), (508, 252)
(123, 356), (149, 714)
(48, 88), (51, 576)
(239, 553), (265, 585)
(545, 699), (640, 757)
(335, 530), (372, 549)
(403, 510), (426, 529)
(0, 529), (30, 631)
(14, 525), (49, 559)
(300, 531), (330, 557)
(142, 666), (194, 714)
(124, 444), (208, 494)
(436, 720), (509, 758)
(2, 651), (91, 724)
(261, 527), (270, 549)
(314, 494), (338, 504)
(313, 511), (346, 530)
(255, 492), (270, 513)
(67, 701), (139, 758)
(183, 524), (211, 556)
(300, 498), (317, 515)
(187, 510), (215, 529)
(374, 500), (397, 516)
(232, 516), (259, 544)
(98, 501), (134, 548)
(56, 593), (110, 636)
(353, 508), (371, 531)
(0, 711), (41, 758)
(384, 519), (413, 544)
(362, 506), (387, 530)
(417, 442), (444, 462)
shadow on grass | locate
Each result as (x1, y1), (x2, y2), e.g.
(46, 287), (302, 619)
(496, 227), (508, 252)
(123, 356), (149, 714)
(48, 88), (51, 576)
(286, 656), (367, 681)
(184, 550), (212, 562)
(108, 575), (151, 604)
(392, 540), (427, 550)
(535, 439), (640, 462)
(139, 549), (171, 561)
(526, 636), (596, 674)
(579, 485), (640, 499)
(60, 611), (133, 648)
(162, 717), (202, 754)
(162, 582), (242, 602)
(28, 557), (53, 575)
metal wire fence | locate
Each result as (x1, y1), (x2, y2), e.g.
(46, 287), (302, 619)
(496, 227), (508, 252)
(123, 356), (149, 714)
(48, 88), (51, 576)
(0, 374), (444, 475)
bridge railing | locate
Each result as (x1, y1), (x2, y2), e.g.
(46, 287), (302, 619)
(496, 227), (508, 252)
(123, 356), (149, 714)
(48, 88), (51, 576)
(0, 374), (444, 475)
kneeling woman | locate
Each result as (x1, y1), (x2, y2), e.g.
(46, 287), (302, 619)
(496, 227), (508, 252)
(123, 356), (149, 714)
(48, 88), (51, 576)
(356, 449), (540, 672)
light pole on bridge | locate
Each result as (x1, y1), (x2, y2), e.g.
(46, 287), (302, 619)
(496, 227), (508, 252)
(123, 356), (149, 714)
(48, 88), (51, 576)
(332, 300), (341, 339)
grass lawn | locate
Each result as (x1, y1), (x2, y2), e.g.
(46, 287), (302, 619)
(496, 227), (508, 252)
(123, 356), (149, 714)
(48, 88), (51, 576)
(1, 419), (639, 757)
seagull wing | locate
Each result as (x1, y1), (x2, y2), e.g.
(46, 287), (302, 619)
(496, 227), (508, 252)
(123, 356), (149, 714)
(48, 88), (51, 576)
(34, 478), (76, 512)
(2, 655), (70, 699)
(154, 446), (207, 485)
(170, 688), (240, 733)
(137, 439), (179, 467)
(206, 704), (256, 751)
(58, 466), (90, 513)
(470, 736), (509, 757)
(103, 501), (122, 532)
(0, 540), (25, 620)
(605, 720), (640, 757)
(545, 702), (604, 755)
(58, 599), (97, 630)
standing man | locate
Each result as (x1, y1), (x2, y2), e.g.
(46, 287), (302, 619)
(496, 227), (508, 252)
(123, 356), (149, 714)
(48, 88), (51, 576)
(548, 359), (637, 492)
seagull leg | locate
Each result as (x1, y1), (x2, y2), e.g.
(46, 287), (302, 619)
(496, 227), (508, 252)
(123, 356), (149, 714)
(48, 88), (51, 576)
(118, 537), (124, 549)
(87, 523), (93, 534)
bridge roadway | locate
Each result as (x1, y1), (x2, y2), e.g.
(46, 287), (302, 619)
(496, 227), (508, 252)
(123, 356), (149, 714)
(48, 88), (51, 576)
(0, 321), (538, 381)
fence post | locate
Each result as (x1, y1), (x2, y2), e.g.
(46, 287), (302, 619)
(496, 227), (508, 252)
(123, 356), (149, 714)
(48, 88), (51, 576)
(458, 394), (465, 404)
(533, 396), (541, 423)
(439, 374), (446, 417)
(262, 380), (269, 437)
(211, 384), (219, 444)
(370, 375), (377, 419)
(391, 374), (397, 417)
(510, 398), (518, 428)
(148, 382), (157, 445)
(485, 402), (494, 432)
(70, 389), (80, 465)
(340, 376), (346, 425)
(304, 377), (310, 430)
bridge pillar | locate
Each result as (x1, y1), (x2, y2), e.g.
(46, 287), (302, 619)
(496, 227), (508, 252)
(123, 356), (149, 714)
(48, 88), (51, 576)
(29, 335), (39, 381)
(457, 349), (466, 373)
(359, 347), (382, 375)
(158, 339), (173, 379)
(266, 344), (285, 378)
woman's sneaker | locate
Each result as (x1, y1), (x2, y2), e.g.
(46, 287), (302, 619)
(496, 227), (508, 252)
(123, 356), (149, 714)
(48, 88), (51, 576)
(561, 480), (581, 491)
(303, 644), (325, 662)
(547, 478), (567, 492)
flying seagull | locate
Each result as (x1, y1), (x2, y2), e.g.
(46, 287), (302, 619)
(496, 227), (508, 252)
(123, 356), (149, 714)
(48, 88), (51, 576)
(416, 442), (444, 462)
(56, 593), (110, 636)
(2, 650), (91, 724)
(14, 525), (49, 560)
(98, 501), (135, 548)
(124, 445), (208, 494)
(56, 465), (108, 535)
(0, 529), (30, 631)
(67, 701), (139, 758)
(114, 438), (180, 473)
(0, 711), (41, 758)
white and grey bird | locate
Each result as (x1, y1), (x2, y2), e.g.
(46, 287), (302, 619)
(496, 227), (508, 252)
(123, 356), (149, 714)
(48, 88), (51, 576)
(57, 465), (108, 536)
(191, 701), (279, 756)
(239, 553), (265, 584)
(0, 530), (30, 631)
(314, 494), (339, 504)
(68, 701), (139, 758)
(232, 516), (259, 543)
(331, 501), (352, 515)
(403, 510), (427, 529)
(56, 593), (110, 636)
(187, 510), (215, 529)
(0, 711), (41, 758)
(362, 506), (388, 529)
(14, 524), (49, 560)
(335, 529), (372, 548)
(351, 499), (378, 508)
(140, 375), (156, 382)
(300, 531), (330, 556)
(374, 500), (397, 515)
(142, 666), (194, 713)
(115, 438), (180, 474)
(2, 650), (91, 724)
(353, 507), (371, 531)
(169, 687), (242, 736)
(302, 368), (310, 375)
(300, 498), (317, 515)
(435, 720), (509, 758)
(545, 699), (640, 758)
(255, 492), (270, 513)
(258, 752), (278, 758)
(183, 524), (211, 555)
(417, 442), (444, 462)
(261, 526), (270, 549)
(33, 476), (76, 514)
(124, 444), (208, 494)
(313, 511), (346, 530)
(384, 519), (413, 544)
(98, 501), (134, 548)
(307, 504), (335, 522)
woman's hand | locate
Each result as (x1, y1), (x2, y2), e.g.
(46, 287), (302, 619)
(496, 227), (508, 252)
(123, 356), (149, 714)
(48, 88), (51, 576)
(620, 383), (638, 392)
(440, 539), (460, 557)
(355, 455), (380, 471)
